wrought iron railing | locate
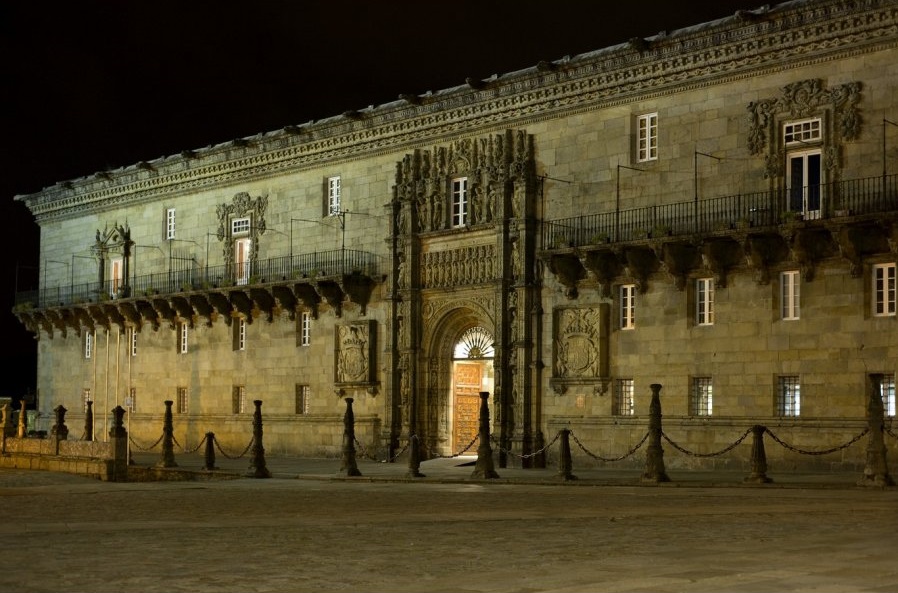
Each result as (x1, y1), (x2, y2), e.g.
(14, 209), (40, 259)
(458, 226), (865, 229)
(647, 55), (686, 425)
(16, 248), (383, 310)
(541, 173), (898, 249)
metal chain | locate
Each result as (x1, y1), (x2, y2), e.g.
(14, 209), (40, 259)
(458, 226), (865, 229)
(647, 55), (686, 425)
(886, 425), (898, 440)
(180, 433), (207, 454)
(661, 427), (752, 458)
(764, 426), (869, 456)
(570, 430), (649, 462)
(432, 434), (479, 459)
(128, 433), (164, 452)
(172, 434), (181, 449)
(212, 435), (254, 460)
(490, 431), (561, 460)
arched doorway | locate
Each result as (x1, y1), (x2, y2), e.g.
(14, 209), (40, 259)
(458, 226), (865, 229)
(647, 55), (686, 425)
(450, 326), (494, 455)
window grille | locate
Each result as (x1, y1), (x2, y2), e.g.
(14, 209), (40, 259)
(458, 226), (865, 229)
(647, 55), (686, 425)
(613, 379), (635, 416)
(295, 384), (310, 415)
(784, 118), (821, 145)
(691, 377), (713, 416)
(777, 376), (801, 417)
(176, 387), (188, 414)
(233, 385), (246, 414)
(327, 176), (341, 216)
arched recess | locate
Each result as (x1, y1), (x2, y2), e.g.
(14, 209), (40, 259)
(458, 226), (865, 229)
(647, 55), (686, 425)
(418, 300), (495, 458)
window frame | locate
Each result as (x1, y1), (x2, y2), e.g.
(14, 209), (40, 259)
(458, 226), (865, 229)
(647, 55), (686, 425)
(176, 387), (188, 414)
(636, 113), (658, 163)
(781, 270), (800, 320)
(299, 311), (311, 347)
(82, 388), (92, 413)
(613, 378), (635, 416)
(695, 277), (715, 326)
(233, 385), (247, 414)
(233, 318), (247, 351)
(872, 262), (896, 317)
(879, 373), (896, 417)
(84, 331), (93, 359)
(619, 284), (636, 330)
(776, 375), (801, 417)
(178, 322), (188, 354)
(295, 384), (310, 415)
(327, 175), (341, 216)
(165, 207), (176, 240)
(690, 376), (713, 416)
(451, 177), (469, 228)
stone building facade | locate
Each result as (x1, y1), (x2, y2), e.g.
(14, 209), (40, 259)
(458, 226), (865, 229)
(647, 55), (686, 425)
(14, 0), (898, 471)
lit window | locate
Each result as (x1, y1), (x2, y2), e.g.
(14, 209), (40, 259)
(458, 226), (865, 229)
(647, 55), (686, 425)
(300, 311), (311, 347)
(620, 284), (636, 330)
(873, 263), (896, 317)
(327, 176), (341, 216)
(233, 385), (247, 414)
(637, 113), (658, 162)
(176, 387), (188, 414)
(84, 331), (93, 359)
(691, 377), (713, 416)
(781, 270), (800, 320)
(234, 318), (247, 351)
(696, 278), (715, 326)
(234, 237), (251, 286)
(777, 376), (801, 417)
(784, 118), (821, 146)
(296, 384), (310, 415)
(178, 323), (188, 354)
(231, 217), (251, 235)
(451, 177), (469, 227)
(880, 374), (896, 417)
(166, 208), (176, 240)
(82, 388), (92, 412)
(126, 388), (136, 413)
(613, 379), (634, 416)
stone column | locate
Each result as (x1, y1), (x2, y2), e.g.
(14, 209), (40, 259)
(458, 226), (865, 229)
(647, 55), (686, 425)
(471, 391), (499, 479)
(247, 400), (271, 478)
(338, 398), (361, 477)
(156, 400), (177, 468)
(641, 384), (670, 483)
(109, 405), (128, 482)
(83, 400), (94, 441)
(858, 374), (894, 487)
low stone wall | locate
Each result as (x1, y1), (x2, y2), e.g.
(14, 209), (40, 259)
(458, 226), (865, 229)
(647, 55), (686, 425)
(0, 435), (128, 481)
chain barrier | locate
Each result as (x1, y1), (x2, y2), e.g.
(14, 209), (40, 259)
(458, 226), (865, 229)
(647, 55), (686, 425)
(661, 427), (753, 458)
(128, 433), (164, 452)
(432, 434), (479, 459)
(177, 433), (207, 455)
(570, 430), (649, 462)
(886, 425), (897, 440)
(489, 431), (562, 461)
(764, 426), (869, 456)
(212, 434), (255, 460)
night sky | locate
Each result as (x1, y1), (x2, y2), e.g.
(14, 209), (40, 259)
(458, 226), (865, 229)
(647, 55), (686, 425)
(1, 0), (771, 397)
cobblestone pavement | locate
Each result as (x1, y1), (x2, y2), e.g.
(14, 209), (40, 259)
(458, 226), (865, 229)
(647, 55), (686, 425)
(1, 457), (896, 593)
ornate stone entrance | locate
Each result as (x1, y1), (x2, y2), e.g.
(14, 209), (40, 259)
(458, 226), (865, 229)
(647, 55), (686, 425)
(450, 326), (495, 454)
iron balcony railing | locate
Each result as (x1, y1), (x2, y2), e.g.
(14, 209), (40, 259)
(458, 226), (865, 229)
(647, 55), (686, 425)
(17, 248), (383, 310)
(541, 173), (898, 249)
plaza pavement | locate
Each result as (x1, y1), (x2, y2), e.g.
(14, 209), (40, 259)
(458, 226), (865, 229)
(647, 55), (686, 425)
(0, 454), (895, 593)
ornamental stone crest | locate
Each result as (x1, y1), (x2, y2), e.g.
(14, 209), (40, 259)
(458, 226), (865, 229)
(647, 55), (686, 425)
(335, 320), (377, 394)
(551, 305), (610, 395)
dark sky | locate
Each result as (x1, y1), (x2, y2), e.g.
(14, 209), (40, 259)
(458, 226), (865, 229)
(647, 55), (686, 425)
(0, 0), (769, 395)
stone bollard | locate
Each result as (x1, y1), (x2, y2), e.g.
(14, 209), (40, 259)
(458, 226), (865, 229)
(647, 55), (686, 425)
(405, 433), (425, 478)
(744, 425), (773, 484)
(155, 400), (177, 468)
(338, 398), (362, 477)
(83, 400), (94, 441)
(203, 432), (218, 471)
(1, 402), (13, 438)
(641, 383), (670, 483)
(858, 374), (894, 487)
(557, 428), (577, 481)
(109, 405), (128, 481)
(471, 391), (499, 479)
(51, 405), (69, 441)
(247, 400), (271, 478)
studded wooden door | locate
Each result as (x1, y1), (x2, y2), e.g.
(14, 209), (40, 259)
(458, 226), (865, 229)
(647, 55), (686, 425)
(453, 362), (482, 454)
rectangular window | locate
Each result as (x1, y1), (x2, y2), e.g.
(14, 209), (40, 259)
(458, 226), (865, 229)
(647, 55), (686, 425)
(126, 387), (136, 413)
(696, 278), (715, 326)
(637, 113), (658, 162)
(82, 388), (92, 413)
(299, 311), (311, 346)
(777, 376), (801, 417)
(178, 323), (188, 354)
(233, 318), (247, 351)
(873, 263), (896, 316)
(784, 118), (822, 146)
(295, 384), (310, 415)
(176, 387), (188, 414)
(882, 374), (896, 417)
(327, 176), (341, 216)
(691, 377), (713, 416)
(234, 237), (251, 285)
(620, 284), (636, 330)
(108, 256), (124, 298)
(781, 270), (800, 320)
(231, 217), (251, 235)
(613, 379), (635, 416)
(451, 177), (469, 227)
(129, 327), (137, 357)
(233, 385), (246, 414)
(787, 150), (822, 220)
(165, 207), (176, 240)
(84, 331), (93, 359)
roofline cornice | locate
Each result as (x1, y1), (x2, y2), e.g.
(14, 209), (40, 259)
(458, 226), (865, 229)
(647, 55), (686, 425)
(19, 0), (898, 223)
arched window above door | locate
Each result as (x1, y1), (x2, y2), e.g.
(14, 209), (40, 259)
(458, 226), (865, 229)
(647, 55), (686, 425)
(454, 326), (494, 359)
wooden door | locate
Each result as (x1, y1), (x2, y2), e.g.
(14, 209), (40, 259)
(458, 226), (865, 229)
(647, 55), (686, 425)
(453, 362), (482, 454)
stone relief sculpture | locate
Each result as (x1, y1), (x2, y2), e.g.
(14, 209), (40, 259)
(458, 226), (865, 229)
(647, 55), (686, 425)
(335, 320), (377, 392)
(553, 307), (607, 379)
